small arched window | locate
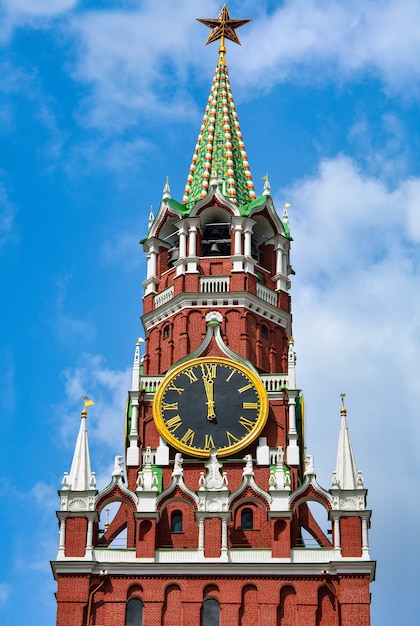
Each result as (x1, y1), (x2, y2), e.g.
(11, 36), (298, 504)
(125, 597), (143, 626)
(241, 507), (253, 530)
(171, 510), (183, 533)
(261, 324), (268, 339)
(163, 325), (170, 339)
(202, 598), (220, 626)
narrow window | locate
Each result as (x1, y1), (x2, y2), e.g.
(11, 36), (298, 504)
(241, 508), (253, 530)
(202, 598), (220, 626)
(171, 510), (183, 533)
(163, 325), (170, 339)
(125, 598), (143, 626)
(261, 324), (268, 339)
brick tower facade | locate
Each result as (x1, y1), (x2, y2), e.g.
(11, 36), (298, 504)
(52, 6), (375, 625)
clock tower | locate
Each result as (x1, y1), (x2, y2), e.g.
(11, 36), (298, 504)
(52, 6), (375, 625)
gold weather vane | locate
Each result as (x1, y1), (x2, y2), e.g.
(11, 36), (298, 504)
(81, 395), (95, 416)
(197, 4), (251, 63)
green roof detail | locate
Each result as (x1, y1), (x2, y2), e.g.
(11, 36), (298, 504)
(182, 60), (257, 208)
(167, 197), (190, 217)
(239, 195), (267, 217)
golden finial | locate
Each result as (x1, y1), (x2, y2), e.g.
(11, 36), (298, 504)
(340, 393), (347, 414)
(197, 4), (251, 65)
(104, 508), (110, 530)
(81, 396), (94, 417)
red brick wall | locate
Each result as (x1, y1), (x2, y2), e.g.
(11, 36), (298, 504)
(64, 517), (87, 557)
(340, 516), (362, 557)
(204, 517), (221, 557)
(55, 573), (372, 626)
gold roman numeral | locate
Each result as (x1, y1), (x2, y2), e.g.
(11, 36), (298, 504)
(238, 383), (252, 394)
(225, 369), (235, 382)
(183, 368), (198, 383)
(204, 434), (215, 450)
(162, 402), (179, 411)
(167, 381), (184, 395)
(239, 416), (256, 432)
(180, 428), (195, 446)
(201, 363), (217, 379)
(242, 402), (258, 410)
(165, 414), (183, 433)
(226, 431), (240, 446)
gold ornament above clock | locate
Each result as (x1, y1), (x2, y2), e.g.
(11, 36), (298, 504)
(153, 357), (268, 457)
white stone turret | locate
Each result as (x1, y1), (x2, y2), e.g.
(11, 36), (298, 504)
(333, 396), (364, 490)
(65, 403), (96, 492)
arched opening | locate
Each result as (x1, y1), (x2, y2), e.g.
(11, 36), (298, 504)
(98, 501), (128, 548)
(162, 584), (182, 626)
(241, 507), (253, 530)
(202, 598), (220, 626)
(125, 597), (143, 626)
(239, 584), (258, 626)
(295, 501), (332, 548)
(278, 585), (297, 626)
(171, 510), (183, 533)
(316, 585), (337, 625)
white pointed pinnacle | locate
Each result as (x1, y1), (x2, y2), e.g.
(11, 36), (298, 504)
(283, 202), (291, 223)
(148, 205), (154, 230)
(162, 176), (171, 199)
(67, 404), (95, 491)
(262, 173), (271, 196)
(332, 395), (364, 490)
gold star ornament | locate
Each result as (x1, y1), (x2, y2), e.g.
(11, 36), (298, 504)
(197, 4), (251, 47)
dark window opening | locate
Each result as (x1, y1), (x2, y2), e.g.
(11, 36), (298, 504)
(261, 324), (268, 339)
(163, 325), (170, 339)
(241, 507), (253, 530)
(202, 222), (231, 257)
(126, 598), (143, 626)
(171, 511), (183, 533)
(202, 598), (220, 626)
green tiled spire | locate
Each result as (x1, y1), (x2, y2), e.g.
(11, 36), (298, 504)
(182, 6), (256, 208)
(182, 62), (257, 208)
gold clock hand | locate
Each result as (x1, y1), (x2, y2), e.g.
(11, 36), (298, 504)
(201, 366), (216, 421)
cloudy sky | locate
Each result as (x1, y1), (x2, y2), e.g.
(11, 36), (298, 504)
(1, 0), (419, 623)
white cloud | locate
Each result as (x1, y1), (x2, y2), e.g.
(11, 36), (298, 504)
(67, 0), (219, 130)
(0, 0), (77, 42)
(279, 154), (420, 491)
(61, 353), (130, 458)
(234, 0), (420, 95)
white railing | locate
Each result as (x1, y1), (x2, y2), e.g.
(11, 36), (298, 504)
(257, 283), (277, 306)
(87, 547), (341, 565)
(93, 549), (138, 562)
(200, 276), (230, 293)
(260, 374), (289, 391)
(291, 548), (335, 563)
(139, 376), (162, 393)
(139, 374), (290, 394)
(154, 286), (174, 308)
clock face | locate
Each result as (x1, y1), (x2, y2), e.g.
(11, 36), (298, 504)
(153, 357), (268, 457)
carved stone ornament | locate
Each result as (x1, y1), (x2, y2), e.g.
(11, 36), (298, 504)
(68, 497), (88, 511)
(205, 311), (223, 323)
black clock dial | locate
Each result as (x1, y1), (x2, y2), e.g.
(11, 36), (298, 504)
(153, 357), (268, 457)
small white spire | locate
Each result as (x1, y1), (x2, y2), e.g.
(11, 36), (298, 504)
(131, 337), (144, 391)
(262, 173), (271, 196)
(283, 202), (291, 223)
(148, 206), (155, 231)
(162, 176), (171, 199)
(67, 401), (95, 491)
(333, 395), (362, 490)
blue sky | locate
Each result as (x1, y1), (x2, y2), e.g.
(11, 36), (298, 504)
(1, 0), (419, 624)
